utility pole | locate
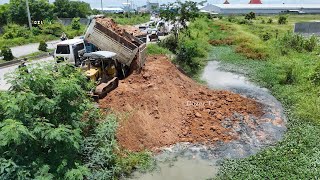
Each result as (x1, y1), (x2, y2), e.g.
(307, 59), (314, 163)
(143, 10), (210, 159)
(101, 0), (103, 12)
(25, 0), (32, 30)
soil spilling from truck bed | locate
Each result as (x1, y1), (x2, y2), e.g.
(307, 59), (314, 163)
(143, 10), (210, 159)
(96, 17), (145, 40)
(99, 55), (264, 151)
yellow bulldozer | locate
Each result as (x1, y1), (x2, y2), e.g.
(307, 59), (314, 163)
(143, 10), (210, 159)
(81, 51), (120, 99)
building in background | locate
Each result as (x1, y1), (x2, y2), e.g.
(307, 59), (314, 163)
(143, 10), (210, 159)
(201, 0), (320, 14)
(147, 1), (159, 12)
(103, 7), (124, 14)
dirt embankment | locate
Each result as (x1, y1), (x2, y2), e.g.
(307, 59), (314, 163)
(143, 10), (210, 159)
(99, 55), (263, 151)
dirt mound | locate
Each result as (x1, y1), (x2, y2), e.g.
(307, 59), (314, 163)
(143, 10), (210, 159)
(119, 25), (147, 37)
(99, 55), (263, 151)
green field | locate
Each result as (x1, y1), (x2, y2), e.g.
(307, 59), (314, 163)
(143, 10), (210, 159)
(204, 14), (320, 179)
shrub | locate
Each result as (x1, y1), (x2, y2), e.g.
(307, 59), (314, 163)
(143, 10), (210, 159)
(175, 39), (205, 75)
(31, 27), (41, 36)
(238, 19), (252, 25)
(38, 40), (47, 51)
(304, 35), (318, 52)
(227, 15), (236, 22)
(278, 15), (287, 25)
(245, 12), (256, 20)
(261, 19), (266, 24)
(2, 24), (31, 39)
(0, 46), (14, 61)
(71, 17), (81, 30)
(158, 35), (178, 53)
(39, 21), (64, 37)
(310, 63), (320, 85)
(279, 33), (318, 54)
(267, 18), (273, 24)
(262, 32), (272, 41)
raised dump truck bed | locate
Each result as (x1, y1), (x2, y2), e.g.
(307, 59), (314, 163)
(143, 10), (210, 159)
(84, 18), (147, 70)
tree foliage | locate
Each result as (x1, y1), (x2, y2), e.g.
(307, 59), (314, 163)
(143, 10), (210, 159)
(54, 0), (91, 18)
(8, 0), (54, 25)
(160, 1), (199, 40)
(0, 63), (151, 178)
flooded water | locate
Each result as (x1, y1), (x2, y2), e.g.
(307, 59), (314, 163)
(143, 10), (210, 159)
(128, 60), (287, 180)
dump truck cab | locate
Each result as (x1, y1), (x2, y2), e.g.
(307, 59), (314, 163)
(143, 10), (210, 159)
(54, 39), (86, 65)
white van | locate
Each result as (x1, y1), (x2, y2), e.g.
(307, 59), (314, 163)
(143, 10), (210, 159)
(54, 39), (86, 65)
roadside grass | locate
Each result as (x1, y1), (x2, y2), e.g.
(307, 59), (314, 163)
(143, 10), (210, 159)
(0, 24), (86, 49)
(146, 44), (172, 55)
(209, 15), (320, 179)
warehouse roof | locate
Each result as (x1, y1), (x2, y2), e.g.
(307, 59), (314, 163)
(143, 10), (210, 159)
(206, 4), (320, 9)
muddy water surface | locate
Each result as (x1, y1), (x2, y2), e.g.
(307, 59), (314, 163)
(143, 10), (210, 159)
(129, 60), (287, 180)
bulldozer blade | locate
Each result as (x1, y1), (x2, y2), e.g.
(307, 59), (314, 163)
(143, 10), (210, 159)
(95, 77), (119, 99)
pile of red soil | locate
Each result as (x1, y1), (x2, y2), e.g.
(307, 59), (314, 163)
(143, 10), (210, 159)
(96, 17), (145, 40)
(99, 55), (263, 151)
(119, 25), (147, 37)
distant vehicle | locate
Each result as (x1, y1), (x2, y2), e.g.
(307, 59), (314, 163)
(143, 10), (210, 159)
(156, 20), (170, 36)
(54, 39), (86, 66)
(148, 29), (159, 42)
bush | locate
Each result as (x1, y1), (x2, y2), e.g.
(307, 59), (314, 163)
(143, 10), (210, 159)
(158, 35), (178, 53)
(261, 19), (266, 24)
(245, 12), (256, 20)
(31, 27), (41, 36)
(39, 21), (64, 37)
(238, 19), (252, 25)
(304, 35), (318, 52)
(0, 46), (14, 61)
(175, 39), (205, 75)
(262, 32), (272, 41)
(71, 17), (81, 30)
(279, 33), (318, 54)
(38, 40), (47, 51)
(267, 18), (273, 24)
(278, 15), (287, 25)
(2, 24), (31, 39)
(310, 63), (320, 85)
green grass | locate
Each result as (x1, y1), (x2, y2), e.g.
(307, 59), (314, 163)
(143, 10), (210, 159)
(0, 24), (86, 48)
(147, 44), (172, 55)
(106, 13), (151, 25)
(207, 15), (320, 179)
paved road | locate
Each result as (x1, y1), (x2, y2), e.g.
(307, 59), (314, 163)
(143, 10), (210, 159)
(10, 40), (60, 58)
(0, 56), (54, 91)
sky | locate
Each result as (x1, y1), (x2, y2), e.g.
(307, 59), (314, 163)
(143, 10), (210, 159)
(1, 0), (320, 9)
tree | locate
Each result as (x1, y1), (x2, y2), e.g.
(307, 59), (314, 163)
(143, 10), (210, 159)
(29, 0), (54, 22)
(71, 17), (81, 30)
(0, 4), (9, 26)
(54, 0), (91, 18)
(160, 1), (199, 40)
(8, 0), (54, 25)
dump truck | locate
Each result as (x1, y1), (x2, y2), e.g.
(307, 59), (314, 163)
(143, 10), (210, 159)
(84, 17), (147, 73)
(54, 17), (147, 98)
